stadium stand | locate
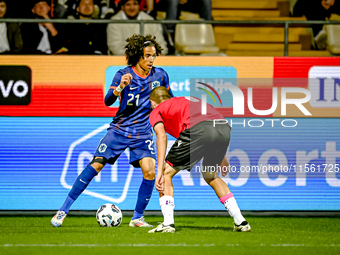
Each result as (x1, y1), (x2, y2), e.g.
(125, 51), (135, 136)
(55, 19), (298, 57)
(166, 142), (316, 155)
(211, 0), (331, 56)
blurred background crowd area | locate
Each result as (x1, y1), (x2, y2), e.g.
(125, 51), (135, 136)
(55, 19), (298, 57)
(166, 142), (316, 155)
(0, 0), (340, 56)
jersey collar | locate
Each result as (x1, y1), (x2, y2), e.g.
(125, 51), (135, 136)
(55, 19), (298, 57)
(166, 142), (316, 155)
(132, 66), (150, 79)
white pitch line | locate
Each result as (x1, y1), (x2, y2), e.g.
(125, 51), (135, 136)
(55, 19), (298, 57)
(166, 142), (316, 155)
(0, 244), (340, 247)
(0, 244), (215, 247)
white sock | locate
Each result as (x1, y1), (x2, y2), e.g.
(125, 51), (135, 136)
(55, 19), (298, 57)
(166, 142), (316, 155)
(224, 197), (246, 225)
(159, 195), (175, 226)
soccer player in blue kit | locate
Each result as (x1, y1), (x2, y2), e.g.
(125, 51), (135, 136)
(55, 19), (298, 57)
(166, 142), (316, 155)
(51, 34), (173, 227)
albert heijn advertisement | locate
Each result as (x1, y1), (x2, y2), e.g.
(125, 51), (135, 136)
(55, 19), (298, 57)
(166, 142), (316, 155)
(0, 56), (339, 211)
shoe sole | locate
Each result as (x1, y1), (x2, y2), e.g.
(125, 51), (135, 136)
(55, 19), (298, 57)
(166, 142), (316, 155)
(148, 228), (175, 233)
(129, 222), (153, 228)
(161, 228), (175, 233)
(51, 221), (62, 227)
(233, 224), (251, 232)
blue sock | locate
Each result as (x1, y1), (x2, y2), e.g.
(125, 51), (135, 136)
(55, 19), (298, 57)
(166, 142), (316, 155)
(132, 178), (155, 220)
(59, 164), (98, 214)
(59, 196), (74, 214)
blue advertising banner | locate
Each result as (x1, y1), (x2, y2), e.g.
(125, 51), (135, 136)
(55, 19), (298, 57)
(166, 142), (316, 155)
(0, 117), (339, 211)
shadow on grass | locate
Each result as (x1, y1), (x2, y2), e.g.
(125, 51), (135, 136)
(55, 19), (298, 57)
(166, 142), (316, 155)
(177, 226), (233, 231)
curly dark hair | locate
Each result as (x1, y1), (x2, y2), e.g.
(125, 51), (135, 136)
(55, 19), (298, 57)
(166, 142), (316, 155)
(124, 34), (163, 67)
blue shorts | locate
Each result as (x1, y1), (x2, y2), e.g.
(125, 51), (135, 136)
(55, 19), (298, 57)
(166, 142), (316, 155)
(93, 129), (156, 167)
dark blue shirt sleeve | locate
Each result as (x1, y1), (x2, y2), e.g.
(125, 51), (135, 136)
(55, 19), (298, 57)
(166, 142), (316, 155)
(104, 89), (118, 106)
(104, 70), (123, 106)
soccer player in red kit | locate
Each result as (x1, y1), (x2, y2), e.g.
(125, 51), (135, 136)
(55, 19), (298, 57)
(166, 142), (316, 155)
(148, 86), (250, 233)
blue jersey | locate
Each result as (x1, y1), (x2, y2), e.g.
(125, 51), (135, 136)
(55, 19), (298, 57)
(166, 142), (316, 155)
(105, 66), (173, 139)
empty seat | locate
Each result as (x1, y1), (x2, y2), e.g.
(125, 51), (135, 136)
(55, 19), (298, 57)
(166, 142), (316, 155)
(175, 24), (220, 54)
(325, 25), (340, 54)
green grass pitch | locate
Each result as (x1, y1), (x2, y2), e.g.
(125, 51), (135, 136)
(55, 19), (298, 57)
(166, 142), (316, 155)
(1, 215), (340, 255)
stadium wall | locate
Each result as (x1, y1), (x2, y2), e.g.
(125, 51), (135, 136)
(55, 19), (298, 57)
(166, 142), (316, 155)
(0, 56), (339, 211)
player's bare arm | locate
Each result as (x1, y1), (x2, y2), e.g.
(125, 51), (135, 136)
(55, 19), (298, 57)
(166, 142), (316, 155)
(113, 73), (133, 96)
(154, 122), (167, 193)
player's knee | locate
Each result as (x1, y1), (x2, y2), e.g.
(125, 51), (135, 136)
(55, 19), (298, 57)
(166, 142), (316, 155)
(204, 177), (214, 185)
(203, 171), (218, 185)
(90, 157), (107, 172)
(141, 163), (156, 179)
(164, 164), (171, 175)
(143, 168), (155, 180)
(164, 163), (178, 178)
(141, 158), (156, 179)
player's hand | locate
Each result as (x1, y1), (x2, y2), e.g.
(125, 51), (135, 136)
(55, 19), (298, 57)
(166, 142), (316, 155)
(155, 173), (164, 193)
(120, 73), (133, 88)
